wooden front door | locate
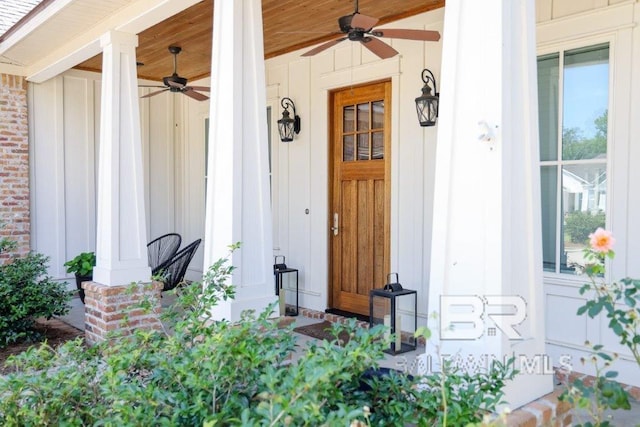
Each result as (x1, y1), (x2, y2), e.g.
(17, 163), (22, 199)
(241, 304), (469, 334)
(329, 81), (391, 316)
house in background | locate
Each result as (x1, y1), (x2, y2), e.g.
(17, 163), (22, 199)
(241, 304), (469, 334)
(1, 0), (640, 410)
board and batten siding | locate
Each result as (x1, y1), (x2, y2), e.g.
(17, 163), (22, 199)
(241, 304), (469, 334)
(255, 8), (444, 323)
(28, 69), (184, 284)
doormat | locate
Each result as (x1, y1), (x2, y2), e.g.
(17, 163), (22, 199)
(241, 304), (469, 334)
(293, 321), (351, 345)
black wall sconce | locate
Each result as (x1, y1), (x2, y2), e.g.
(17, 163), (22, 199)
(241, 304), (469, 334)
(415, 68), (439, 127)
(277, 97), (301, 142)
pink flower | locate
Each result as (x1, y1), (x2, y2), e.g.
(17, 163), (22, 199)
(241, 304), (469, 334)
(589, 228), (615, 254)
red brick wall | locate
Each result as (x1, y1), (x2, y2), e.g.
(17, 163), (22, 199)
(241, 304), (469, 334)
(0, 73), (29, 264)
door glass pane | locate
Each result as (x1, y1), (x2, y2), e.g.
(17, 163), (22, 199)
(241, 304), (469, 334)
(372, 101), (384, 129)
(372, 132), (384, 159)
(343, 105), (355, 133)
(343, 135), (354, 161)
(561, 163), (607, 273)
(537, 53), (559, 162)
(562, 44), (609, 161)
(357, 103), (370, 131)
(357, 134), (369, 160)
(540, 166), (557, 272)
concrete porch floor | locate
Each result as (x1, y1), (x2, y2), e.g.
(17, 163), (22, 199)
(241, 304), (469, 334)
(57, 296), (640, 426)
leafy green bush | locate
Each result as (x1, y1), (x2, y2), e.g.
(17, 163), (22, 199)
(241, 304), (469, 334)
(63, 251), (95, 276)
(565, 211), (605, 244)
(0, 245), (516, 426)
(0, 247), (73, 347)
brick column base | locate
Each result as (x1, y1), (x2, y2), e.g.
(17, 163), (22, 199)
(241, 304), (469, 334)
(82, 281), (163, 345)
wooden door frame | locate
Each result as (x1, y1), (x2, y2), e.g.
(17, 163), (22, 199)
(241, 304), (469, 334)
(327, 78), (392, 311)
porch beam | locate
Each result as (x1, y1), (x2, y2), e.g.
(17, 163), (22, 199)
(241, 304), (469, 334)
(427, 0), (552, 409)
(203, 0), (276, 321)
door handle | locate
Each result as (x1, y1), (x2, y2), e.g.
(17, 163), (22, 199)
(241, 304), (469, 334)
(331, 212), (339, 236)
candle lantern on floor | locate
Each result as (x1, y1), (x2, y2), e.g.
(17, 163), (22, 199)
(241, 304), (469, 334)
(273, 255), (299, 316)
(369, 273), (417, 354)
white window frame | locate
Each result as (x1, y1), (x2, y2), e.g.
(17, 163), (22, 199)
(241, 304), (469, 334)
(537, 38), (614, 283)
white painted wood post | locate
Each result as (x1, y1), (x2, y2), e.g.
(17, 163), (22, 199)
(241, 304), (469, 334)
(203, 0), (276, 320)
(93, 31), (151, 286)
(427, 0), (553, 409)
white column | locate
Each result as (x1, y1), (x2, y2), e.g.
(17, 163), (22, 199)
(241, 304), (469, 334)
(93, 31), (151, 286)
(427, 0), (552, 409)
(203, 0), (275, 320)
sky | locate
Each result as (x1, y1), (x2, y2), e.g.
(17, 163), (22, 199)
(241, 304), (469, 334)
(563, 62), (609, 138)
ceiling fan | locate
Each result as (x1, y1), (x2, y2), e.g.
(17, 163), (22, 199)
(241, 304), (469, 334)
(140, 46), (210, 101)
(302, 0), (440, 59)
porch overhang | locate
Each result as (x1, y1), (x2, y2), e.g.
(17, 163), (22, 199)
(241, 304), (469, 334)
(0, 0), (201, 83)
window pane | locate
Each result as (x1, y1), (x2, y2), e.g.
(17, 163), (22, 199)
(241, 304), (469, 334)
(562, 44), (609, 161)
(372, 101), (384, 129)
(357, 134), (369, 160)
(343, 105), (355, 133)
(343, 135), (354, 161)
(561, 163), (607, 273)
(372, 132), (384, 159)
(540, 166), (557, 272)
(357, 103), (370, 131)
(537, 54), (559, 161)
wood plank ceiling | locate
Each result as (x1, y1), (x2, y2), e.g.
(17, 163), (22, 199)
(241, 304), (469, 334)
(75, 0), (444, 82)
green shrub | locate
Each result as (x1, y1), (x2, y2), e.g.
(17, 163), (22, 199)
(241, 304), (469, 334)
(0, 245), (516, 426)
(63, 251), (95, 276)
(0, 242), (73, 347)
(565, 211), (605, 244)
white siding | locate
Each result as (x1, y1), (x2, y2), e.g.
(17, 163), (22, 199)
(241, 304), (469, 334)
(29, 69), (178, 284)
(254, 9), (445, 319)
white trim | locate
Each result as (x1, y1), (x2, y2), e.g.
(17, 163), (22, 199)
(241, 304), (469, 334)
(537, 2), (634, 48)
(0, 0), (75, 56)
(25, 0), (202, 83)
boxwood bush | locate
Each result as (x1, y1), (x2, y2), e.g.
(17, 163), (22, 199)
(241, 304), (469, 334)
(0, 235), (72, 347)
(0, 246), (516, 426)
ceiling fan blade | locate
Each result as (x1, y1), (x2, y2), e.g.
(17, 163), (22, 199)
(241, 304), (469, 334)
(183, 88), (209, 101)
(301, 37), (347, 57)
(187, 86), (210, 92)
(139, 85), (166, 88)
(141, 88), (169, 98)
(360, 37), (398, 59)
(372, 28), (441, 41)
(351, 13), (379, 30)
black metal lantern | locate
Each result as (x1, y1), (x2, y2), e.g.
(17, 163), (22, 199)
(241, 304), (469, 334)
(415, 68), (439, 127)
(277, 97), (301, 142)
(369, 273), (417, 355)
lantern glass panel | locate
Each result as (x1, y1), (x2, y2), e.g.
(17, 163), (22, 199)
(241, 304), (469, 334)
(278, 120), (294, 142)
(369, 288), (417, 355)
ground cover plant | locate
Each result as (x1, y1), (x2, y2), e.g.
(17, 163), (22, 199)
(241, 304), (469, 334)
(0, 245), (516, 426)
